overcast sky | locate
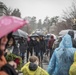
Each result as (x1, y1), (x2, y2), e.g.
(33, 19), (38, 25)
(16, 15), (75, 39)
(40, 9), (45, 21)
(0, 0), (74, 20)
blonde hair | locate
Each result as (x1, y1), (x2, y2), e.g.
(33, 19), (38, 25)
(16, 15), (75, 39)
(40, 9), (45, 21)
(29, 55), (39, 63)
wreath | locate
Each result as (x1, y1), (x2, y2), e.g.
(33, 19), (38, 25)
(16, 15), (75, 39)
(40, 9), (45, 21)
(5, 53), (22, 70)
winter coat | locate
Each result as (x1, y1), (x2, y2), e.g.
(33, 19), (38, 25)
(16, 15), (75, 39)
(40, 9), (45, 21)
(45, 38), (49, 48)
(1, 63), (18, 75)
(47, 34), (76, 75)
(19, 39), (28, 53)
(27, 39), (33, 51)
(7, 45), (20, 56)
(48, 38), (55, 49)
(33, 40), (40, 52)
(21, 62), (49, 75)
(69, 52), (76, 75)
(39, 39), (46, 52)
(0, 55), (18, 75)
(13, 46), (20, 56)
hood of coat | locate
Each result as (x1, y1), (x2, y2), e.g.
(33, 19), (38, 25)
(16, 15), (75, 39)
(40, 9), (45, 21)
(29, 62), (38, 71)
(68, 30), (74, 39)
(59, 34), (72, 48)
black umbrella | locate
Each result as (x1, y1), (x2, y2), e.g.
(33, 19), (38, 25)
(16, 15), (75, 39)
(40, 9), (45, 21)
(13, 29), (28, 38)
(30, 33), (39, 37)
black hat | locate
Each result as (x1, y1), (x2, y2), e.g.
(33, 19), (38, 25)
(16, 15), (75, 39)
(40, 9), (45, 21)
(68, 30), (74, 38)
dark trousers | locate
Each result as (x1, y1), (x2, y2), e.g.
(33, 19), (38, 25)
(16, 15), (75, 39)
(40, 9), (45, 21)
(50, 48), (53, 59)
(20, 52), (25, 63)
(27, 50), (33, 62)
(40, 50), (43, 60)
(35, 52), (39, 57)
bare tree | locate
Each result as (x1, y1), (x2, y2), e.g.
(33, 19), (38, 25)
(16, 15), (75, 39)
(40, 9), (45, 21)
(50, 16), (59, 25)
(11, 9), (21, 17)
(43, 17), (50, 32)
(24, 16), (37, 33)
(62, 1), (76, 28)
(37, 19), (42, 29)
(6, 8), (13, 16)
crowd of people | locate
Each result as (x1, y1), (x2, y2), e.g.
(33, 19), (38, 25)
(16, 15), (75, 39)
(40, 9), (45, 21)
(0, 19), (76, 75)
(9, 33), (55, 63)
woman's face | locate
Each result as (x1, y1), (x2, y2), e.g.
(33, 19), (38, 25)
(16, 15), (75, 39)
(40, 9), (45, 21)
(0, 35), (8, 51)
(40, 36), (42, 39)
(8, 38), (14, 46)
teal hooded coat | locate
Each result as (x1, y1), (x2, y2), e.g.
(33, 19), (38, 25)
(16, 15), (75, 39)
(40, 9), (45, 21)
(47, 34), (76, 75)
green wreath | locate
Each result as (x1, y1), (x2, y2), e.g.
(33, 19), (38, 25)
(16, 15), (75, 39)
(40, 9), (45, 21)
(5, 53), (22, 70)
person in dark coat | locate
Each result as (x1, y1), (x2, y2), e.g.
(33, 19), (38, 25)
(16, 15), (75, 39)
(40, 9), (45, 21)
(27, 37), (34, 62)
(39, 35), (46, 61)
(68, 30), (76, 48)
(18, 37), (28, 62)
(1, 63), (18, 75)
(33, 37), (40, 58)
(6, 36), (20, 56)
(48, 35), (55, 58)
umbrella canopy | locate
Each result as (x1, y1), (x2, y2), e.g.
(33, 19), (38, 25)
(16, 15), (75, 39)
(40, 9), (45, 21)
(35, 30), (44, 35)
(0, 16), (27, 38)
(30, 33), (39, 37)
(59, 29), (76, 36)
(13, 29), (28, 38)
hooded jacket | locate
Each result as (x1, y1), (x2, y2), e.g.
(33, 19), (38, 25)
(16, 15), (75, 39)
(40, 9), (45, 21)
(47, 34), (76, 75)
(0, 55), (18, 75)
(69, 52), (76, 75)
(21, 62), (49, 75)
(1, 63), (18, 75)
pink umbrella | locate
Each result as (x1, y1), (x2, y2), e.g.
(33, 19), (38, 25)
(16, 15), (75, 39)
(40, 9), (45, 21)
(0, 16), (27, 38)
